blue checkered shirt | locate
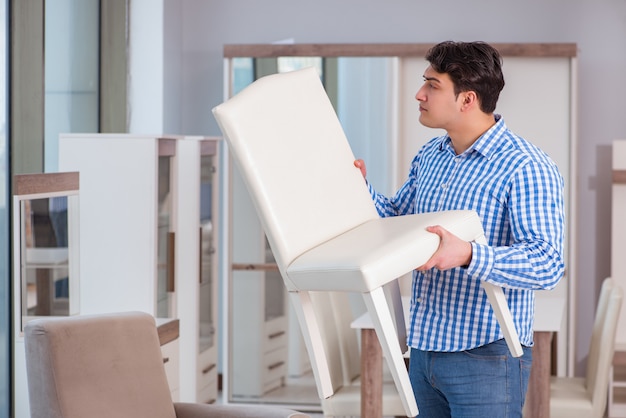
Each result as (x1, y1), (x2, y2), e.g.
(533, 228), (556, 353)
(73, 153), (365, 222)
(369, 115), (565, 351)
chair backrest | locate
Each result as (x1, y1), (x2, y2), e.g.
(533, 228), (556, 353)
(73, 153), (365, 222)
(24, 312), (176, 418)
(212, 67), (378, 290)
(586, 278), (623, 416)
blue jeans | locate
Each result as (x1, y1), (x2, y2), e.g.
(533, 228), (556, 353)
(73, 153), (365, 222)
(408, 339), (532, 418)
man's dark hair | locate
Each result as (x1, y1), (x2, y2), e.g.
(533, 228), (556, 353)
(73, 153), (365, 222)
(425, 41), (505, 114)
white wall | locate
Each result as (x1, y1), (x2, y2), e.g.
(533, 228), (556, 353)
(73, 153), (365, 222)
(171, 0), (626, 376)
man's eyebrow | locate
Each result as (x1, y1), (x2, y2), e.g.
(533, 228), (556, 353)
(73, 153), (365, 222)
(423, 75), (441, 83)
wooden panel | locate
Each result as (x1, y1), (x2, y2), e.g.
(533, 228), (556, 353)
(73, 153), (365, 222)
(224, 43), (577, 59)
(158, 318), (180, 346)
(614, 170), (626, 184)
(232, 263), (279, 271)
(158, 138), (177, 156)
(200, 138), (219, 156)
(13, 172), (79, 196)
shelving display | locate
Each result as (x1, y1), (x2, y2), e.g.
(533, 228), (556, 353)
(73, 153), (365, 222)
(58, 134), (221, 403)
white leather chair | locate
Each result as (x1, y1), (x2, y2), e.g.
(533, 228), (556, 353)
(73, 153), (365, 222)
(550, 277), (623, 418)
(212, 66), (523, 417)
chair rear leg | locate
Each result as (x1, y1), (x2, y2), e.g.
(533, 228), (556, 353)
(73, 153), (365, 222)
(288, 291), (334, 399)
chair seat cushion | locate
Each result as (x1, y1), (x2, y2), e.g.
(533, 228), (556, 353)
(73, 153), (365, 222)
(549, 376), (592, 417)
(286, 210), (483, 292)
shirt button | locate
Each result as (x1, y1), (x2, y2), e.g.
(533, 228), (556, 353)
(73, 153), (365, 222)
(441, 183), (446, 189)
(416, 297), (422, 303)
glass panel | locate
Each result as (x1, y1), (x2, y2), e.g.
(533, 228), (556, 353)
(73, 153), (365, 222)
(199, 154), (215, 352)
(233, 57), (254, 95)
(19, 196), (70, 328)
(264, 238), (284, 321)
(44, 0), (99, 172)
(0, 0), (9, 413)
(277, 56), (322, 77)
(156, 156), (172, 318)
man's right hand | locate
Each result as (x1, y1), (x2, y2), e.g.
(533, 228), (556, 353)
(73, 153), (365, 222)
(354, 159), (367, 179)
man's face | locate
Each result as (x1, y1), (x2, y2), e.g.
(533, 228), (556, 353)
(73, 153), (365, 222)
(415, 65), (465, 130)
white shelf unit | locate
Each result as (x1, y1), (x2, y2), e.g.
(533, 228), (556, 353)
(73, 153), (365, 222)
(58, 134), (221, 403)
(220, 43), (578, 408)
(225, 161), (288, 401)
(12, 172), (81, 418)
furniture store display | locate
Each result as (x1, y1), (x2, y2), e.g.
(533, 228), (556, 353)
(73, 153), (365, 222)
(58, 134), (221, 403)
(552, 278), (622, 418)
(220, 43), (578, 409)
(212, 66), (526, 417)
(12, 172), (80, 418)
(23, 311), (310, 418)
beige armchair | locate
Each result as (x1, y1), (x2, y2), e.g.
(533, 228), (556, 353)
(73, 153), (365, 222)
(24, 312), (310, 418)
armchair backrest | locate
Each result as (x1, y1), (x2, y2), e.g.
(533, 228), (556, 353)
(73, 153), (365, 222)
(213, 67), (378, 290)
(24, 312), (176, 418)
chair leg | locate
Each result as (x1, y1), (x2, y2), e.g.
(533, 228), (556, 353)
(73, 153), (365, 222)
(362, 287), (419, 417)
(481, 282), (524, 357)
(474, 233), (524, 358)
(288, 291), (334, 399)
(385, 280), (408, 354)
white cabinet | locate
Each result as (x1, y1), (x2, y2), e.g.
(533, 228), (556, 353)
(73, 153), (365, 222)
(221, 44), (578, 408)
(226, 157), (289, 399)
(177, 137), (220, 404)
(58, 134), (221, 403)
(231, 246), (288, 398)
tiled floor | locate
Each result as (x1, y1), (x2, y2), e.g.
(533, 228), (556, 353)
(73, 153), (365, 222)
(220, 372), (399, 417)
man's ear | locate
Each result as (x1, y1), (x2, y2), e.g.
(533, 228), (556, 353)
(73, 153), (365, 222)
(460, 91), (478, 111)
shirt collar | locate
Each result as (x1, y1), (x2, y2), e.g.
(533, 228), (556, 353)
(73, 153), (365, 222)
(439, 114), (506, 160)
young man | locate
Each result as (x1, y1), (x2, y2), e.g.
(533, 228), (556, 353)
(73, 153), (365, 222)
(355, 41), (565, 417)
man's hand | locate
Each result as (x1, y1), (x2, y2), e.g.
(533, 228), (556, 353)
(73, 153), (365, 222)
(354, 159), (367, 179)
(416, 225), (473, 271)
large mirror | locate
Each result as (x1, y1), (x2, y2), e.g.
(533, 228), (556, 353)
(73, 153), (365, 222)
(221, 43), (578, 410)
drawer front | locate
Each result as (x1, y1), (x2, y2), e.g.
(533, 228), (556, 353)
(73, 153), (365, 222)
(161, 340), (180, 393)
(265, 316), (287, 353)
(197, 380), (218, 404)
(263, 346), (287, 391)
(197, 347), (218, 394)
